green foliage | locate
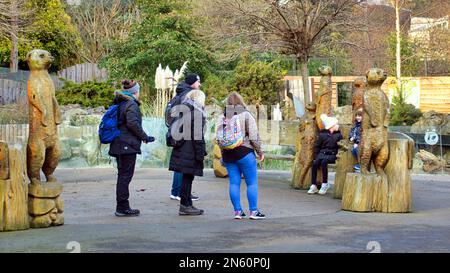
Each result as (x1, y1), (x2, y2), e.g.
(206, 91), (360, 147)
(202, 55), (285, 107)
(100, 0), (216, 90)
(232, 56), (285, 106)
(56, 79), (116, 108)
(387, 32), (421, 77)
(0, 0), (83, 72)
(389, 85), (423, 126)
(202, 71), (234, 105)
(337, 83), (352, 107)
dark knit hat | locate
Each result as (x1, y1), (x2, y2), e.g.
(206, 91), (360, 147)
(185, 74), (200, 85)
(122, 79), (137, 90)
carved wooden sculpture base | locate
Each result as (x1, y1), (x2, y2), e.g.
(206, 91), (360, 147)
(341, 136), (413, 213)
(333, 140), (357, 199)
(28, 182), (64, 228)
(213, 143), (228, 178)
(0, 143), (30, 232)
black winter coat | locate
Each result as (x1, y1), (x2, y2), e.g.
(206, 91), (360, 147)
(169, 101), (207, 176)
(109, 92), (148, 157)
(314, 129), (343, 161)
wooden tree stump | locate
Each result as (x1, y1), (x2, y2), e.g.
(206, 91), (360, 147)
(385, 133), (414, 213)
(333, 140), (357, 199)
(341, 134), (413, 213)
(342, 173), (380, 212)
(212, 143), (227, 178)
(0, 142), (30, 232)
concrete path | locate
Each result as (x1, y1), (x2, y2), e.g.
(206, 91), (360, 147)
(1, 168), (449, 253)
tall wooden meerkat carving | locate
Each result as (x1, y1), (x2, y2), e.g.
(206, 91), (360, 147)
(26, 49), (64, 228)
(315, 66), (332, 130)
(26, 49), (62, 184)
(360, 68), (389, 175)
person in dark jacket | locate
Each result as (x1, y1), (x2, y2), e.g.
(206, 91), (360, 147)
(169, 74), (201, 202)
(109, 79), (155, 217)
(168, 89), (206, 216)
(308, 114), (343, 195)
(349, 111), (362, 172)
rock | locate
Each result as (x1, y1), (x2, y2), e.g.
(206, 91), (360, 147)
(411, 111), (450, 135)
(416, 149), (447, 173)
(333, 105), (353, 125)
(70, 114), (102, 126)
(61, 107), (88, 122)
(59, 138), (72, 160)
(80, 138), (100, 166)
(28, 197), (55, 216)
(60, 125), (83, 140)
(28, 182), (63, 198)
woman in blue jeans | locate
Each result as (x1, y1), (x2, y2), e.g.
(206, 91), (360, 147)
(217, 92), (265, 220)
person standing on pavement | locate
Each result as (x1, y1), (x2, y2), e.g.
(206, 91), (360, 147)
(168, 89), (207, 216)
(168, 74), (201, 202)
(109, 79), (155, 217)
(216, 92), (266, 220)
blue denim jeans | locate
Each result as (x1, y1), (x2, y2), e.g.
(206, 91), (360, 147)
(171, 171), (183, 197)
(352, 145), (358, 158)
(225, 152), (258, 212)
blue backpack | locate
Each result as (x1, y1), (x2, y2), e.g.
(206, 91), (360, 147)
(99, 102), (125, 144)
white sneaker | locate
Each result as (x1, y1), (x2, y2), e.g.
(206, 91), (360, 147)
(170, 195), (181, 201)
(318, 183), (329, 195)
(307, 184), (319, 194)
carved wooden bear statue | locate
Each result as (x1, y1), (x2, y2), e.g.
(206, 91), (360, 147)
(315, 66), (332, 130)
(360, 68), (390, 175)
(26, 49), (61, 184)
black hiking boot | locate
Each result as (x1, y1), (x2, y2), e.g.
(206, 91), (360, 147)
(115, 208), (140, 217)
(179, 205), (204, 216)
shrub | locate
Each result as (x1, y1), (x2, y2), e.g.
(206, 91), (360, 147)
(390, 93), (423, 126)
(56, 79), (116, 108)
(232, 56), (286, 106)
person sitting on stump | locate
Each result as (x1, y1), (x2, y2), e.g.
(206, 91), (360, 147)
(308, 114), (343, 195)
(349, 111), (362, 172)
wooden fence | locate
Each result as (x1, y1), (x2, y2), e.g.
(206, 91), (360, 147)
(0, 63), (107, 105)
(57, 63), (108, 84)
(0, 124), (28, 144)
(285, 76), (450, 114)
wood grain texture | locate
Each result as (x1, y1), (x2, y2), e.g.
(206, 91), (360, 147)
(0, 143), (30, 231)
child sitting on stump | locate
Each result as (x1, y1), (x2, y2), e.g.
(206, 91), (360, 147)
(349, 111), (362, 172)
(308, 114), (343, 195)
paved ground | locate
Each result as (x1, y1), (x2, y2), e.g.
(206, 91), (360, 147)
(0, 168), (449, 253)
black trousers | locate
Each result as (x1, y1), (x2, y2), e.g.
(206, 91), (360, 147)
(180, 173), (195, 207)
(116, 154), (137, 211)
(311, 156), (335, 185)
